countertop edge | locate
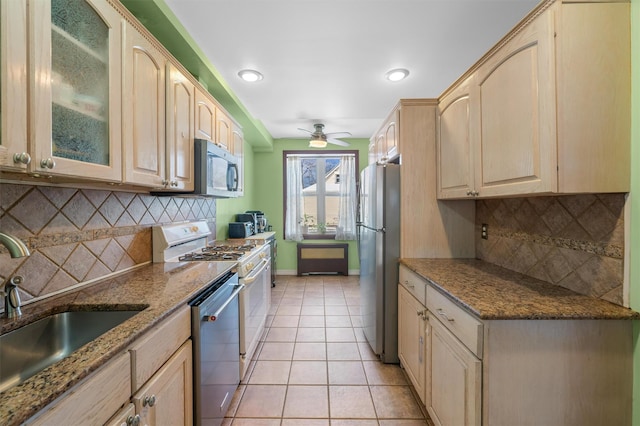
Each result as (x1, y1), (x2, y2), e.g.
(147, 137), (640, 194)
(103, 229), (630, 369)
(399, 258), (640, 321)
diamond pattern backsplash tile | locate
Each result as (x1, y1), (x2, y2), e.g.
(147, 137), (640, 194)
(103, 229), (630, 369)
(0, 183), (216, 303)
(476, 194), (626, 306)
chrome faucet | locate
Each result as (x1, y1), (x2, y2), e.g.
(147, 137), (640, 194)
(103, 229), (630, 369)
(4, 276), (23, 318)
(0, 232), (30, 258)
(0, 232), (30, 318)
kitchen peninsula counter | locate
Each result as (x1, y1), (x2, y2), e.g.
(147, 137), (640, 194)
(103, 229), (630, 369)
(400, 258), (639, 320)
(0, 261), (236, 426)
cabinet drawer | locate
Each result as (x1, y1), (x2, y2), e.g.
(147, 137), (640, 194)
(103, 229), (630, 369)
(399, 265), (426, 306)
(28, 352), (131, 425)
(427, 286), (483, 358)
(129, 305), (191, 391)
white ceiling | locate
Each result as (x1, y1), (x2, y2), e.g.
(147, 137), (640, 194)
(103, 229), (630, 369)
(163, 0), (539, 141)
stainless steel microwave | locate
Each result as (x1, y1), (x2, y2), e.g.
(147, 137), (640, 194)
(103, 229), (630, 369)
(194, 139), (239, 197)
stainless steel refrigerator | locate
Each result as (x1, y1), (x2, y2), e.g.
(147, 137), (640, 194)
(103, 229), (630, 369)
(357, 163), (400, 364)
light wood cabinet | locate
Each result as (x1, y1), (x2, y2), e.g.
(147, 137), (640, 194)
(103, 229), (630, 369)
(27, 352), (131, 426)
(28, 0), (123, 181)
(398, 284), (427, 404)
(374, 100), (475, 258)
(369, 109), (399, 164)
(437, 0), (630, 199)
(436, 76), (475, 199)
(105, 403), (138, 426)
(122, 21), (167, 188)
(133, 341), (193, 426)
(426, 315), (481, 426)
(399, 263), (634, 425)
(473, 6), (556, 197)
(195, 88), (216, 141)
(216, 109), (232, 151)
(0, 0), (29, 171)
(27, 306), (193, 425)
(165, 63), (195, 191)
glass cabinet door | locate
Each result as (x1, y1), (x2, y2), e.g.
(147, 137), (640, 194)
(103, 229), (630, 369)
(0, 0), (29, 170)
(30, 0), (122, 180)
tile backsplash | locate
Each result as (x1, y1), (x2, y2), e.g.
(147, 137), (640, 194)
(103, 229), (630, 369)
(476, 194), (625, 306)
(0, 183), (216, 303)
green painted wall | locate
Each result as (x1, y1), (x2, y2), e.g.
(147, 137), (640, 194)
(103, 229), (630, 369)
(631, 1), (640, 424)
(249, 139), (370, 273)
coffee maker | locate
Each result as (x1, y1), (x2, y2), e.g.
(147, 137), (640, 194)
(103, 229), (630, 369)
(246, 210), (268, 234)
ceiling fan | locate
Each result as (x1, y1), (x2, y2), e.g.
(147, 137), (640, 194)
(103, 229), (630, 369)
(297, 123), (351, 148)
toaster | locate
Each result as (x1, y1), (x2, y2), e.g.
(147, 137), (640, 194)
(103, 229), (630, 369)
(229, 222), (253, 238)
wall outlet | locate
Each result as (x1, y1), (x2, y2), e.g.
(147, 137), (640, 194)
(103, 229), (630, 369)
(481, 223), (488, 239)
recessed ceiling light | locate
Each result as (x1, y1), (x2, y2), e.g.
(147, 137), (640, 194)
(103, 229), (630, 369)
(385, 68), (409, 82)
(238, 69), (263, 82)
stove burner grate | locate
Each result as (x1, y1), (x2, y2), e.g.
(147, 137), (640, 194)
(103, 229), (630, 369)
(179, 251), (244, 261)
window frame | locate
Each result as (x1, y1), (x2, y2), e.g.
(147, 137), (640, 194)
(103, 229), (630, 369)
(283, 149), (359, 240)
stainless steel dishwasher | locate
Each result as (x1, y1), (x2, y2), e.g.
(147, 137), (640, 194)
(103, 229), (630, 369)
(190, 270), (243, 426)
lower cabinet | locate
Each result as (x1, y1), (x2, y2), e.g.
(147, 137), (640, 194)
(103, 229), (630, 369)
(105, 403), (137, 426)
(397, 264), (633, 426)
(27, 352), (131, 425)
(132, 341), (193, 426)
(27, 306), (193, 426)
(397, 284), (427, 404)
(426, 315), (481, 426)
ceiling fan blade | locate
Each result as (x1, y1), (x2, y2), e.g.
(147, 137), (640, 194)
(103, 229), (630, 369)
(327, 138), (350, 147)
(324, 132), (352, 139)
(297, 128), (313, 135)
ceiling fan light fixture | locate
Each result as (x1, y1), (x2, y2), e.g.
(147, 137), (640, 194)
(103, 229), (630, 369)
(385, 68), (410, 82)
(309, 138), (327, 148)
(238, 69), (263, 82)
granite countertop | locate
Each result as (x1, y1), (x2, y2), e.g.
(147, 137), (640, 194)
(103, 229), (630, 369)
(400, 258), (640, 320)
(0, 260), (236, 426)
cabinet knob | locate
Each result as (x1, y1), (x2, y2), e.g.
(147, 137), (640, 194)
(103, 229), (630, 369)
(13, 152), (31, 165)
(143, 395), (157, 407)
(170, 180), (178, 187)
(127, 415), (141, 426)
(40, 157), (56, 169)
(404, 280), (415, 289)
(161, 179), (169, 186)
(466, 190), (472, 196)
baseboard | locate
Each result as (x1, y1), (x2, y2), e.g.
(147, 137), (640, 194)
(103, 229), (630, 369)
(277, 269), (360, 276)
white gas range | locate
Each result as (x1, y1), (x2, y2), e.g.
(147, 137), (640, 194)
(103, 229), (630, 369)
(152, 221), (271, 380)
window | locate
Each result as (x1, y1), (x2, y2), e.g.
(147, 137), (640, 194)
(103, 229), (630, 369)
(283, 150), (359, 241)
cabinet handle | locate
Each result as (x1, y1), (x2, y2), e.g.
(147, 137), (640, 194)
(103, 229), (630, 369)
(143, 395), (157, 407)
(127, 415), (141, 426)
(473, 190), (480, 196)
(13, 152), (31, 165)
(404, 280), (414, 289)
(161, 179), (169, 186)
(436, 308), (455, 322)
(419, 335), (424, 363)
(417, 310), (424, 318)
(170, 180), (178, 187)
(40, 157), (55, 169)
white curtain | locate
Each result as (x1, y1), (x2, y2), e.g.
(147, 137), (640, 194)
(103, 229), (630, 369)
(285, 155), (305, 241)
(336, 155), (357, 240)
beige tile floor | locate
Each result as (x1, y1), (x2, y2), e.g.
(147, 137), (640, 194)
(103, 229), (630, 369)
(223, 275), (431, 426)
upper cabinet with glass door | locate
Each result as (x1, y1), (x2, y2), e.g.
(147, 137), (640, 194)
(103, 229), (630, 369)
(29, 0), (122, 181)
(0, 0), (29, 171)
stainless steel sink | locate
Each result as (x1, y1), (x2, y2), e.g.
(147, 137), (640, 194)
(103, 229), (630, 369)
(0, 310), (140, 393)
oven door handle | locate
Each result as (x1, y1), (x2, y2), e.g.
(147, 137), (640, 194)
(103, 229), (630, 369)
(242, 258), (269, 284)
(202, 284), (245, 322)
